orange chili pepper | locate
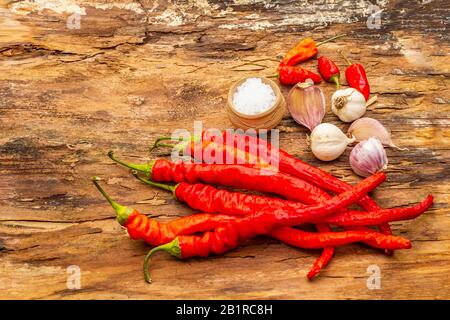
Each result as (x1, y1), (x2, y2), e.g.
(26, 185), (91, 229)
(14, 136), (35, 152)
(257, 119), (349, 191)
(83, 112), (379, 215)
(281, 34), (345, 66)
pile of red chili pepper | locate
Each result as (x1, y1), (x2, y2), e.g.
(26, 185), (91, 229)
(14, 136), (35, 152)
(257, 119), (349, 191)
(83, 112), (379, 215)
(92, 130), (433, 283)
(273, 33), (370, 100)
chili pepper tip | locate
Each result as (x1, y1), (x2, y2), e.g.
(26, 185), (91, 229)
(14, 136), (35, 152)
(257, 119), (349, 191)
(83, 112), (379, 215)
(307, 268), (320, 280)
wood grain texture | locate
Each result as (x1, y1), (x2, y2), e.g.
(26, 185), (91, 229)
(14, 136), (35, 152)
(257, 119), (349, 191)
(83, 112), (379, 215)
(0, 0), (449, 299)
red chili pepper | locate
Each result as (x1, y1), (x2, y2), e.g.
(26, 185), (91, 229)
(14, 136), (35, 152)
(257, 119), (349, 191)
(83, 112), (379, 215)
(141, 172), (395, 283)
(339, 51), (370, 100)
(92, 176), (236, 245)
(133, 176), (303, 215)
(314, 195), (434, 226)
(108, 151), (331, 205)
(281, 34), (345, 66)
(271, 228), (411, 251)
(277, 64), (322, 85)
(318, 56), (340, 89)
(308, 223), (334, 279)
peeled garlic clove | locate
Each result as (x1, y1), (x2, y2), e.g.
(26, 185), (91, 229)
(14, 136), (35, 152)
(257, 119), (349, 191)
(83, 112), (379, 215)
(287, 80), (326, 131)
(331, 88), (366, 123)
(348, 117), (405, 149)
(350, 137), (388, 177)
(310, 123), (355, 161)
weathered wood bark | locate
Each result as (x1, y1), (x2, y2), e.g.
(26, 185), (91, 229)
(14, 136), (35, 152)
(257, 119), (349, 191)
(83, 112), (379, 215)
(0, 0), (449, 299)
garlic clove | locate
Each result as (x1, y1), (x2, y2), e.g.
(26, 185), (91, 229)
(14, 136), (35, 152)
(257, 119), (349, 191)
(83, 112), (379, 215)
(348, 117), (406, 150)
(350, 137), (388, 177)
(310, 123), (355, 161)
(331, 88), (367, 123)
(287, 81), (326, 131)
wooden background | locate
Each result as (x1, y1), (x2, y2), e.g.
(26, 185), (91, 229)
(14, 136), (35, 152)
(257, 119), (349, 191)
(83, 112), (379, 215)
(0, 0), (449, 299)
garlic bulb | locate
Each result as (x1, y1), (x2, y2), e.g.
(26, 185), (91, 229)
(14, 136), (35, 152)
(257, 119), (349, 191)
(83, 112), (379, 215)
(287, 80), (326, 131)
(310, 123), (355, 161)
(348, 117), (405, 149)
(331, 88), (366, 122)
(350, 137), (388, 177)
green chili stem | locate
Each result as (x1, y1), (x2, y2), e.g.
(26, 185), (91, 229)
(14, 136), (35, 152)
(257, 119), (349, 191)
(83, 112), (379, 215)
(92, 176), (132, 225)
(156, 137), (172, 142)
(92, 176), (119, 209)
(266, 73), (279, 78)
(150, 136), (192, 153)
(157, 143), (177, 148)
(108, 151), (153, 174)
(317, 34), (346, 47)
(132, 170), (176, 194)
(149, 137), (173, 152)
(338, 50), (352, 66)
(330, 74), (340, 89)
(143, 238), (181, 283)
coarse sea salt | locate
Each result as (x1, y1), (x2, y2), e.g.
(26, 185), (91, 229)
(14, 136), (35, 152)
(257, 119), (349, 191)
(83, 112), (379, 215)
(232, 78), (276, 115)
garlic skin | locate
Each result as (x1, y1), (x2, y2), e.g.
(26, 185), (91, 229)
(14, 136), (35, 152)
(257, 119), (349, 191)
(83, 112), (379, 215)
(287, 80), (326, 131)
(310, 123), (356, 161)
(331, 88), (366, 122)
(348, 117), (405, 149)
(350, 137), (388, 177)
